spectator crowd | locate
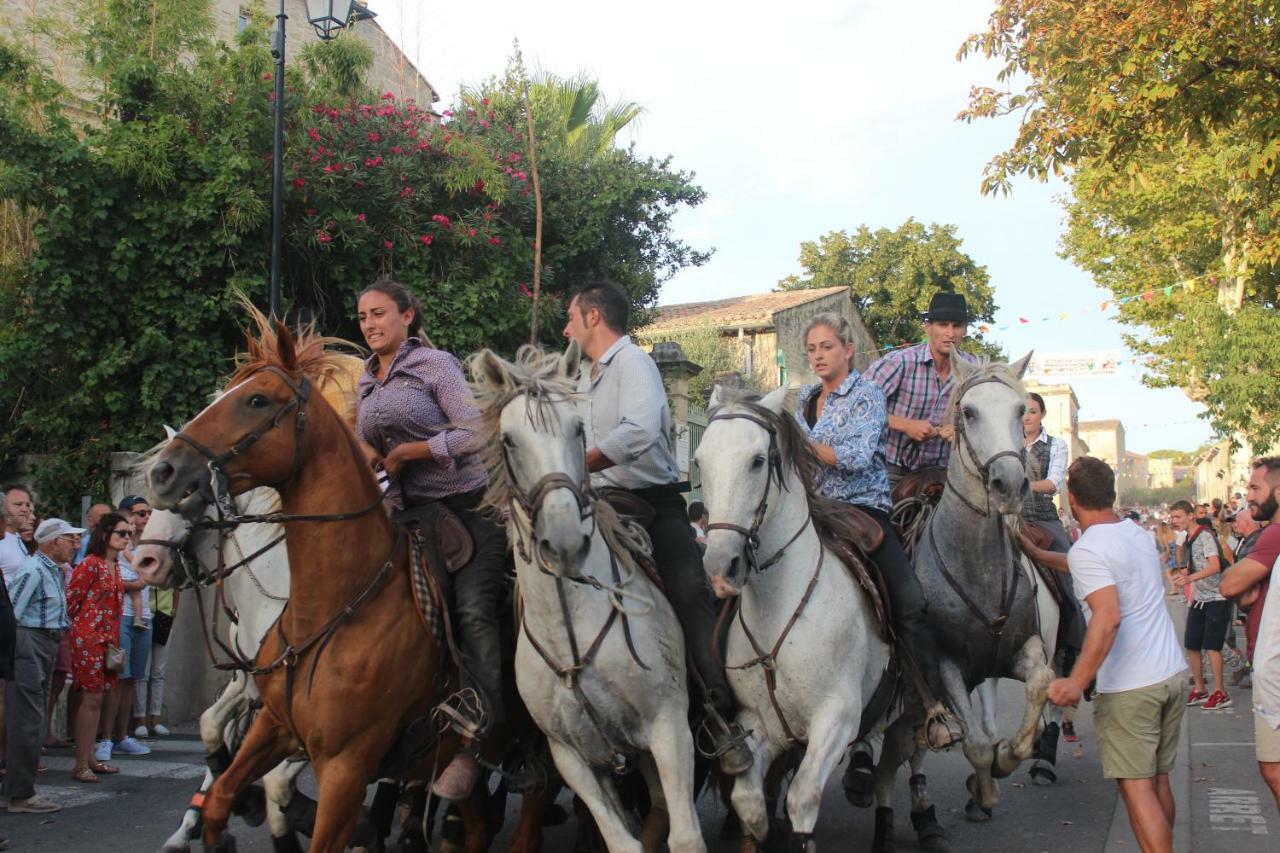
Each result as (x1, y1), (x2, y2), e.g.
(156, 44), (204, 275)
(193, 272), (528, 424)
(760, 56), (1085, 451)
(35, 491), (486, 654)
(0, 484), (178, 845)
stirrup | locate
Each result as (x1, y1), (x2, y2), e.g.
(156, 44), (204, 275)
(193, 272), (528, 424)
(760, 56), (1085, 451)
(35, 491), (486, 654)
(695, 706), (754, 775)
(432, 688), (487, 739)
(918, 704), (966, 751)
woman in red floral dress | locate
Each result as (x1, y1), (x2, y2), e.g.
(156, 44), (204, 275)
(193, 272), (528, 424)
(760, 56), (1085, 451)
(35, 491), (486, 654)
(66, 513), (129, 782)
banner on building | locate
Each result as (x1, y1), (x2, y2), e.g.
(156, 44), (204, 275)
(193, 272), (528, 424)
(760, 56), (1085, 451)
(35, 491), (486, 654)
(1027, 350), (1122, 379)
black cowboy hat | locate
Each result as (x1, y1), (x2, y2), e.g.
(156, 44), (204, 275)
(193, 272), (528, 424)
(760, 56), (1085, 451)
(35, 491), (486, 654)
(922, 291), (973, 324)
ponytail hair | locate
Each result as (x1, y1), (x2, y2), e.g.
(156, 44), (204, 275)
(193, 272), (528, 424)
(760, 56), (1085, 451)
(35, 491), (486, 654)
(359, 278), (435, 348)
(803, 311), (857, 371)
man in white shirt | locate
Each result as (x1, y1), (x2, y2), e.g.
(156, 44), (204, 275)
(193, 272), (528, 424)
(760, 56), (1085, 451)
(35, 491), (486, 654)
(1044, 457), (1188, 853)
(0, 485), (36, 582)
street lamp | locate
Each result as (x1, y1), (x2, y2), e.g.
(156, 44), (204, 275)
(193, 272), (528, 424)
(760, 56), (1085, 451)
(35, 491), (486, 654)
(268, 0), (357, 319)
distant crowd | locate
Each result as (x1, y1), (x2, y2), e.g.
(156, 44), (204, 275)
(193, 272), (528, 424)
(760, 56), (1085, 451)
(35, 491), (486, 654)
(0, 486), (178, 841)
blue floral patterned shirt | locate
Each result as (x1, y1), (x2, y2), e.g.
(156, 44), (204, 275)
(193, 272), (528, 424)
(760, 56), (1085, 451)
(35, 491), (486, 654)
(794, 371), (893, 514)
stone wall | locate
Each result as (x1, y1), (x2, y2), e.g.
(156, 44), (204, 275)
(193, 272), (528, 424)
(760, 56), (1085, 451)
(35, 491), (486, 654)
(773, 290), (877, 388)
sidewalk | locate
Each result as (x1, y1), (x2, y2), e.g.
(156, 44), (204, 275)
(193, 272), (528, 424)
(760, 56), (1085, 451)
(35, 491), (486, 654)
(1105, 600), (1275, 851)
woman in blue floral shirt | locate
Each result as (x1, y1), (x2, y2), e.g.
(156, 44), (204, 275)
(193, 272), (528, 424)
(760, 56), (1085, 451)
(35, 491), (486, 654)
(795, 312), (963, 751)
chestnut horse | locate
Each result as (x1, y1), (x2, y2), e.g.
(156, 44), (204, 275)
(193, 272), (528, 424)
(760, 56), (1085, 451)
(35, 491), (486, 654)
(146, 315), (530, 853)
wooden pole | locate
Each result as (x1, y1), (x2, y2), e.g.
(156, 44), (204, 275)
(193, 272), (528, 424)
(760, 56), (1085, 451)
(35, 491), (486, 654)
(523, 81), (544, 344)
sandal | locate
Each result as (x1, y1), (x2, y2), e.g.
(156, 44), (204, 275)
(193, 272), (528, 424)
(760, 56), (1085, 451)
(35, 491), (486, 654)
(89, 761), (119, 775)
(73, 766), (100, 784)
(43, 738), (72, 749)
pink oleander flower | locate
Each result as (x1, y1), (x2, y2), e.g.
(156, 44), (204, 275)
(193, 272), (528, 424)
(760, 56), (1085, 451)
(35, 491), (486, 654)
(307, 128), (322, 141)
(316, 230), (332, 244)
(293, 178), (305, 188)
(356, 213), (367, 222)
(420, 234), (433, 245)
(384, 240), (395, 249)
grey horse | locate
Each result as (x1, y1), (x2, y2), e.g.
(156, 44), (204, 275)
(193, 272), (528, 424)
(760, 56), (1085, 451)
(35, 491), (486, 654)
(870, 354), (1061, 850)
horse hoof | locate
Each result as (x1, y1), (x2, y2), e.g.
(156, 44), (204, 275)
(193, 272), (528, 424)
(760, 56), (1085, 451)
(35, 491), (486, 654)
(910, 805), (949, 851)
(231, 785), (267, 827)
(269, 834), (305, 853)
(841, 750), (875, 808)
(738, 835), (763, 853)
(720, 808), (743, 840)
(203, 833), (237, 853)
(790, 832), (817, 853)
(963, 799), (993, 823)
(1029, 761), (1057, 786)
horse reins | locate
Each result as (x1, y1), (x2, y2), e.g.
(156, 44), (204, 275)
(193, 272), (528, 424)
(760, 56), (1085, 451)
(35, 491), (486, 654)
(702, 407), (827, 746)
(925, 369), (1030, 675)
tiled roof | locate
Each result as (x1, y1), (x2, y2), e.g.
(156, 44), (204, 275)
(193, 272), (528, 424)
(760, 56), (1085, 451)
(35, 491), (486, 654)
(642, 286), (848, 333)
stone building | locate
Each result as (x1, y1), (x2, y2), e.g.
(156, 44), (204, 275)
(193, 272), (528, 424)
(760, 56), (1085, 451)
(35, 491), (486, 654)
(1078, 418), (1128, 501)
(6, 1), (439, 120)
(638, 286), (877, 391)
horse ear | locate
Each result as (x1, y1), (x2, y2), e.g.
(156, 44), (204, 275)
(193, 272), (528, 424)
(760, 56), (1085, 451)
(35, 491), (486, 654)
(275, 321), (298, 371)
(708, 384), (723, 411)
(759, 384), (791, 415)
(560, 340), (582, 379)
(1009, 350), (1034, 379)
(163, 425), (177, 441)
(469, 349), (510, 391)
(951, 352), (975, 384)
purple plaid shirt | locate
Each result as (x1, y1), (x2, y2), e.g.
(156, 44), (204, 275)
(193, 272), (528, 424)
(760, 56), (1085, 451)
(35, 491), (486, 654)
(863, 342), (977, 471)
(357, 339), (487, 507)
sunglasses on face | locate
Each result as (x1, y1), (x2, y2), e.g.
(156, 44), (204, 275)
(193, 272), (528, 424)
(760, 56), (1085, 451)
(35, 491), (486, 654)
(133, 509), (152, 517)
(112, 529), (132, 538)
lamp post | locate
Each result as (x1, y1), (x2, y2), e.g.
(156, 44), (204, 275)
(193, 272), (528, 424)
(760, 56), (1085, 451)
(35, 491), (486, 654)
(268, 0), (357, 319)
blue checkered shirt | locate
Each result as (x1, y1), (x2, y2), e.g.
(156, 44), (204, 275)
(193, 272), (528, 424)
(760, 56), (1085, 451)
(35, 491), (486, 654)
(9, 552), (69, 630)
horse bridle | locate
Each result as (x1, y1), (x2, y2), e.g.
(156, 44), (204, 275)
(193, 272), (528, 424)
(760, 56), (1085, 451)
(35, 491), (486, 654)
(170, 365), (313, 520)
(501, 414), (596, 567)
(946, 372), (1028, 517)
(703, 410), (810, 574)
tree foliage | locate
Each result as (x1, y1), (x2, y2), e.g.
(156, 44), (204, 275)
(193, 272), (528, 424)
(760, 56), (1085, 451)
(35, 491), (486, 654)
(0, 2), (709, 512)
(960, 1), (1280, 448)
(777, 219), (1003, 359)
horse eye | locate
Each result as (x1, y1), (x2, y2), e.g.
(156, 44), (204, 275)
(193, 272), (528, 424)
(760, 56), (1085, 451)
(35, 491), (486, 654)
(247, 394), (269, 409)
(502, 434), (515, 449)
(1017, 405), (1027, 417)
(751, 455), (766, 470)
(574, 421), (585, 437)
(963, 407), (977, 421)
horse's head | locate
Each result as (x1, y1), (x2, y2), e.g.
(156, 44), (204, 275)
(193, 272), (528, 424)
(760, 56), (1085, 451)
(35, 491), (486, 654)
(132, 508), (200, 588)
(470, 343), (592, 576)
(948, 352), (1034, 515)
(696, 384), (797, 598)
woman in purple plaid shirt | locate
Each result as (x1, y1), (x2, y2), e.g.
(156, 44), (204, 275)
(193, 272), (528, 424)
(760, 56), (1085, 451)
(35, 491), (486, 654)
(356, 278), (507, 801)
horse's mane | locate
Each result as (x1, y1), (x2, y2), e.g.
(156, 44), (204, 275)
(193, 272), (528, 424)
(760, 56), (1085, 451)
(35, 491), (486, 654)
(710, 387), (880, 560)
(229, 297), (365, 407)
(467, 345), (579, 516)
(467, 345), (654, 573)
(945, 357), (1027, 424)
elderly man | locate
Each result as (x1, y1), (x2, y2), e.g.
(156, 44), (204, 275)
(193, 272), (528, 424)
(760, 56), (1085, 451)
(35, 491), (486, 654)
(3, 518), (81, 814)
(1220, 457), (1280, 809)
(863, 292), (979, 487)
(562, 279), (753, 775)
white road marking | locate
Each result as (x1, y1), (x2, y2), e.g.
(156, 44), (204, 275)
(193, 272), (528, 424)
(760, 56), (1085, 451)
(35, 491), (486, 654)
(1207, 788), (1270, 835)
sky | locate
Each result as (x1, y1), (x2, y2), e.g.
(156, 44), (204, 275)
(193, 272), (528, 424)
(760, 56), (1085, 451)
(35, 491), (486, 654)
(368, 0), (1213, 454)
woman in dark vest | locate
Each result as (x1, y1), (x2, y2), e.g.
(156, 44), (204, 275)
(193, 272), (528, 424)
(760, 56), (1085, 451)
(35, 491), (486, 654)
(355, 278), (507, 800)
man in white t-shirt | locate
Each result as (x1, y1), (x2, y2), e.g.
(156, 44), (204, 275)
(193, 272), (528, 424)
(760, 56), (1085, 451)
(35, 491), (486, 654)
(1043, 456), (1188, 853)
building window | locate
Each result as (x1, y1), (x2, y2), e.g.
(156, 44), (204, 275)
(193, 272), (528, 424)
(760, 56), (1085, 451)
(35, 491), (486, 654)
(237, 6), (251, 32)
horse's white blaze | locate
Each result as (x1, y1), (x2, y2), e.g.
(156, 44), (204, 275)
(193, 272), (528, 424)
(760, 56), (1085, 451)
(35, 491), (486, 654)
(697, 393), (893, 842)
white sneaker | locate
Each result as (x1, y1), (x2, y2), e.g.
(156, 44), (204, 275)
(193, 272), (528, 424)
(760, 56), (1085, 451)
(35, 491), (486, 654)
(112, 737), (151, 756)
(94, 739), (113, 762)
(152, 723), (170, 737)
(134, 725), (150, 739)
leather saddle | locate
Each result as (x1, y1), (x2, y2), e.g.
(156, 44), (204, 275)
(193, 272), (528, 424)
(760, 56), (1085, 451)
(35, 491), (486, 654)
(841, 504), (885, 554)
(890, 466), (947, 507)
(391, 502), (475, 573)
(1016, 519), (1067, 610)
(596, 487), (658, 530)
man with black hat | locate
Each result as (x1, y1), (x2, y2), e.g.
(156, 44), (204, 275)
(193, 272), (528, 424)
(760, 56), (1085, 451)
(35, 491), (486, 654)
(864, 291), (979, 487)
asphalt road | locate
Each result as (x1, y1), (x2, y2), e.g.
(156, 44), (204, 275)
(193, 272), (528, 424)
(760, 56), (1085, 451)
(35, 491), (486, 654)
(3, 604), (1275, 852)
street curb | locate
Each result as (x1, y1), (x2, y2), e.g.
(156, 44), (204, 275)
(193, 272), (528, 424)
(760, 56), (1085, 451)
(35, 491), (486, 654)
(1102, 701), (1191, 852)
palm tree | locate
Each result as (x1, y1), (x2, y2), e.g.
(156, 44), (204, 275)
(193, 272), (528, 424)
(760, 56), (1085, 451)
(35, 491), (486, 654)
(528, 72), (644, 159)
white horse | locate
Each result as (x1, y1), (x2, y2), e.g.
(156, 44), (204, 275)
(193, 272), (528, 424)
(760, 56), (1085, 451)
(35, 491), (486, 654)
(133, 489), (309, 853)
(469, 345), (705, 853)
(870, 355), (1061, 847)
(697, 384), (896, 852)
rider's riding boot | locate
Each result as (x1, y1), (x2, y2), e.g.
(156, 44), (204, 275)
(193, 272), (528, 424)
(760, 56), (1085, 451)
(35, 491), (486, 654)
(432, 741), (481, 801)
(863, 509), (966, 751)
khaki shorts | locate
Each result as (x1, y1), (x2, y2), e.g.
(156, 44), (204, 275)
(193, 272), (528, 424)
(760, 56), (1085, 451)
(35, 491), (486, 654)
(1256, 710), (1280, 763)
(1093, 672), (1188, 779)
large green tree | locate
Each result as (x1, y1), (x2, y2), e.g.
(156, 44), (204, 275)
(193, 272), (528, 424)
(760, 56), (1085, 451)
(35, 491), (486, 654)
(778, 219), (1002, 358)
(0, 2), (709, 512)
(960, 0), (1280, 448)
